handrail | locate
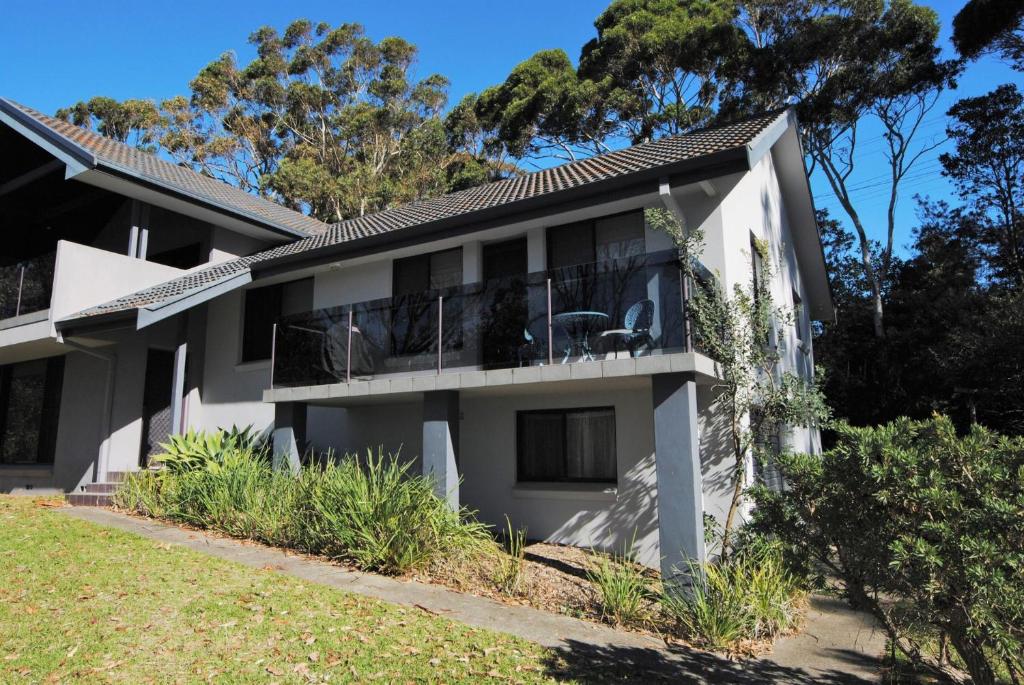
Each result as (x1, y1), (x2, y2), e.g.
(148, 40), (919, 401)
(271, 248), (709, 388)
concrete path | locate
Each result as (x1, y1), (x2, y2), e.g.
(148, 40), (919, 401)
(62, 507), (885, 683)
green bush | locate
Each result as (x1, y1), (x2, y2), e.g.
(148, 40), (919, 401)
(660, 540), (802, 650)
(116, 436), (490, 576)
(586, 539), (653, 627)
(750, 416), (1024, 684)
(299, 450), (490, 574)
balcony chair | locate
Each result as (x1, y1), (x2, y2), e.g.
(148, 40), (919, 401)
(598, 298), (654, 358)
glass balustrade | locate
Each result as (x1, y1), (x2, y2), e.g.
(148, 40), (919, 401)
(272, 249), (707, 388)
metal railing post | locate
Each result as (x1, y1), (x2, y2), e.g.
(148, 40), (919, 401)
(437, 295), (444, 374)
(15, 266), (25, 317)
(346, 308), (354, 383)
(270, 322), (277, 388)
(546, 278), (554, 366)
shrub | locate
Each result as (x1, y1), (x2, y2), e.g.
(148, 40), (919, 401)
(586, 539), (652, 627)
(750, 416), (1024, 684)
(494, 516), (527, 595)
(660, 539), (802, 650)
(116, 434), (490, 576)
(294, 449), (490, 574)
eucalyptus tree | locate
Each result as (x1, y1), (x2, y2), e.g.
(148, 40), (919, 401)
(55, 96), (163, 151)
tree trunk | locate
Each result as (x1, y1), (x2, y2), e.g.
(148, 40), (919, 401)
(948, 631), (996, 685)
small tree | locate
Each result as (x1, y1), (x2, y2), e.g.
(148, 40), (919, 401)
(751, 416), (1024, 685)
(646, 207), (829, 555)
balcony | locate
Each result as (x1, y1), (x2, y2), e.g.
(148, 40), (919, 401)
(0, 252), (56, 321)
(271, 249), (716, 395)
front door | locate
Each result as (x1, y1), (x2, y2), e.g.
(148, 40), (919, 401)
(139, 349), (175, 467)
(481, 238), (529, 368)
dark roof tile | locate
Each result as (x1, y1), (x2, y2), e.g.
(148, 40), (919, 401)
(65, 110), (786, 322)
(2, 99), (328, 238)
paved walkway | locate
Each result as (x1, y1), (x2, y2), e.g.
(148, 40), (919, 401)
(62, 507), (885, 683)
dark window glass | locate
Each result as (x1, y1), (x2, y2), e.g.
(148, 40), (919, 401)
(517, 407), (616, 483)
(547, 211), (644, 269)
(547, 221), (595, 269)
(792, 289), (806, 343)
(393, 248), (462, 296)
(148, 243), (203, 270)
(242, 279), (312, 362)
(0, 357), (64, 465)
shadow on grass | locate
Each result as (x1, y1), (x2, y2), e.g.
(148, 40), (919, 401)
(542, 639), (880, 684)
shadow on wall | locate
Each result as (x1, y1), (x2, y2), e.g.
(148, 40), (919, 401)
(547, 454), (660, 566)
(542, 639), (879, 685)
(699, 384), (740, 551)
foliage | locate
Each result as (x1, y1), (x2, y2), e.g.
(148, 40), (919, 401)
(298, 449), (491, 574)
(815, 199), (1024, 436)
(61, 20), (511, 222)
(494, 516), (528, 596)
(55, 96), (162, 150)
(952, 0), (1024, 65)
(941, 84), (1024, 287)
(585, 538), (653, 627)
(750, 416), (1024, 684)
(647, 206), (830, 552)
(150, 427), (263, 474)
(116, 434), (491, 575)
(0, 496), (554, 683)
(661, 538), (802, 651)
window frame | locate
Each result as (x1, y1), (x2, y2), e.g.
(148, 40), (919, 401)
(516, 406), (617, 484)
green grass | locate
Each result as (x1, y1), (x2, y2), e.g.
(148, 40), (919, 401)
(0, 496), (567, 684)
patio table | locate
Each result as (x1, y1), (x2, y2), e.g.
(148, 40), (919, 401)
(551, 310), (609, 363)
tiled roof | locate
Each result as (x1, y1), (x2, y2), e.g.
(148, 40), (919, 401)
(1, 99), (328, 238)
(64, 110), (787, 323)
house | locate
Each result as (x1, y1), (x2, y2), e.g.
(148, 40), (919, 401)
(0, 98), (832, 578)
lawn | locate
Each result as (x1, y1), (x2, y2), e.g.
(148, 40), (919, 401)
(0, 496), (567, 684)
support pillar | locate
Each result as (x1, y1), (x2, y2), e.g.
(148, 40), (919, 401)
(652, 372), (705, 583)
(422, 390), (460, 509)
(272, 402), (306, 473)
(170, 339), (187, 435)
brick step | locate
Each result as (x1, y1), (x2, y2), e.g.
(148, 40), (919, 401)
(67, 492), (114, 507)
(105, 471), (132, 483)
(82, 482), (119, 494)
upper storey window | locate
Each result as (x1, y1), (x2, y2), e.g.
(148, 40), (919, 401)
(547, 211), (645, 269)
(393, 248), (462, 295)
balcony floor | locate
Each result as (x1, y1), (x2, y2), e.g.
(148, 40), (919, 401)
(264, 351), (720, 406)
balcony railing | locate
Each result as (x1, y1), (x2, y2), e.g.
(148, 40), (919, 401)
(272, 249), (706, 389)
(0, 252), (56, 320)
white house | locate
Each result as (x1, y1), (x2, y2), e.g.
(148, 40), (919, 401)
(0, 99), (832, 578)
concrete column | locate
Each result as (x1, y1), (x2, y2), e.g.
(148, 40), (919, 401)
(170, 339), (187, 435)
(422, 390), (460, 508)
(272, 402), (307, 473)
(526, 226), (546, 271)
(652, 372), (706, 583)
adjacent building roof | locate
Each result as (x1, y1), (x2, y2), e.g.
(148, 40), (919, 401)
(60, 109), (802, 329)
(0, 98), (328, 239)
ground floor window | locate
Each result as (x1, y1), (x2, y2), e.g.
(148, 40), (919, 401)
(0, 357), (65, 465)
(516, 407), (616, 483)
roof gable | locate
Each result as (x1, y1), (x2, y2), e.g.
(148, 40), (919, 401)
(0, 98), (328, 239)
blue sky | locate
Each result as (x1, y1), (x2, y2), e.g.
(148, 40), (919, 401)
(1, 0), (1020, 254)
